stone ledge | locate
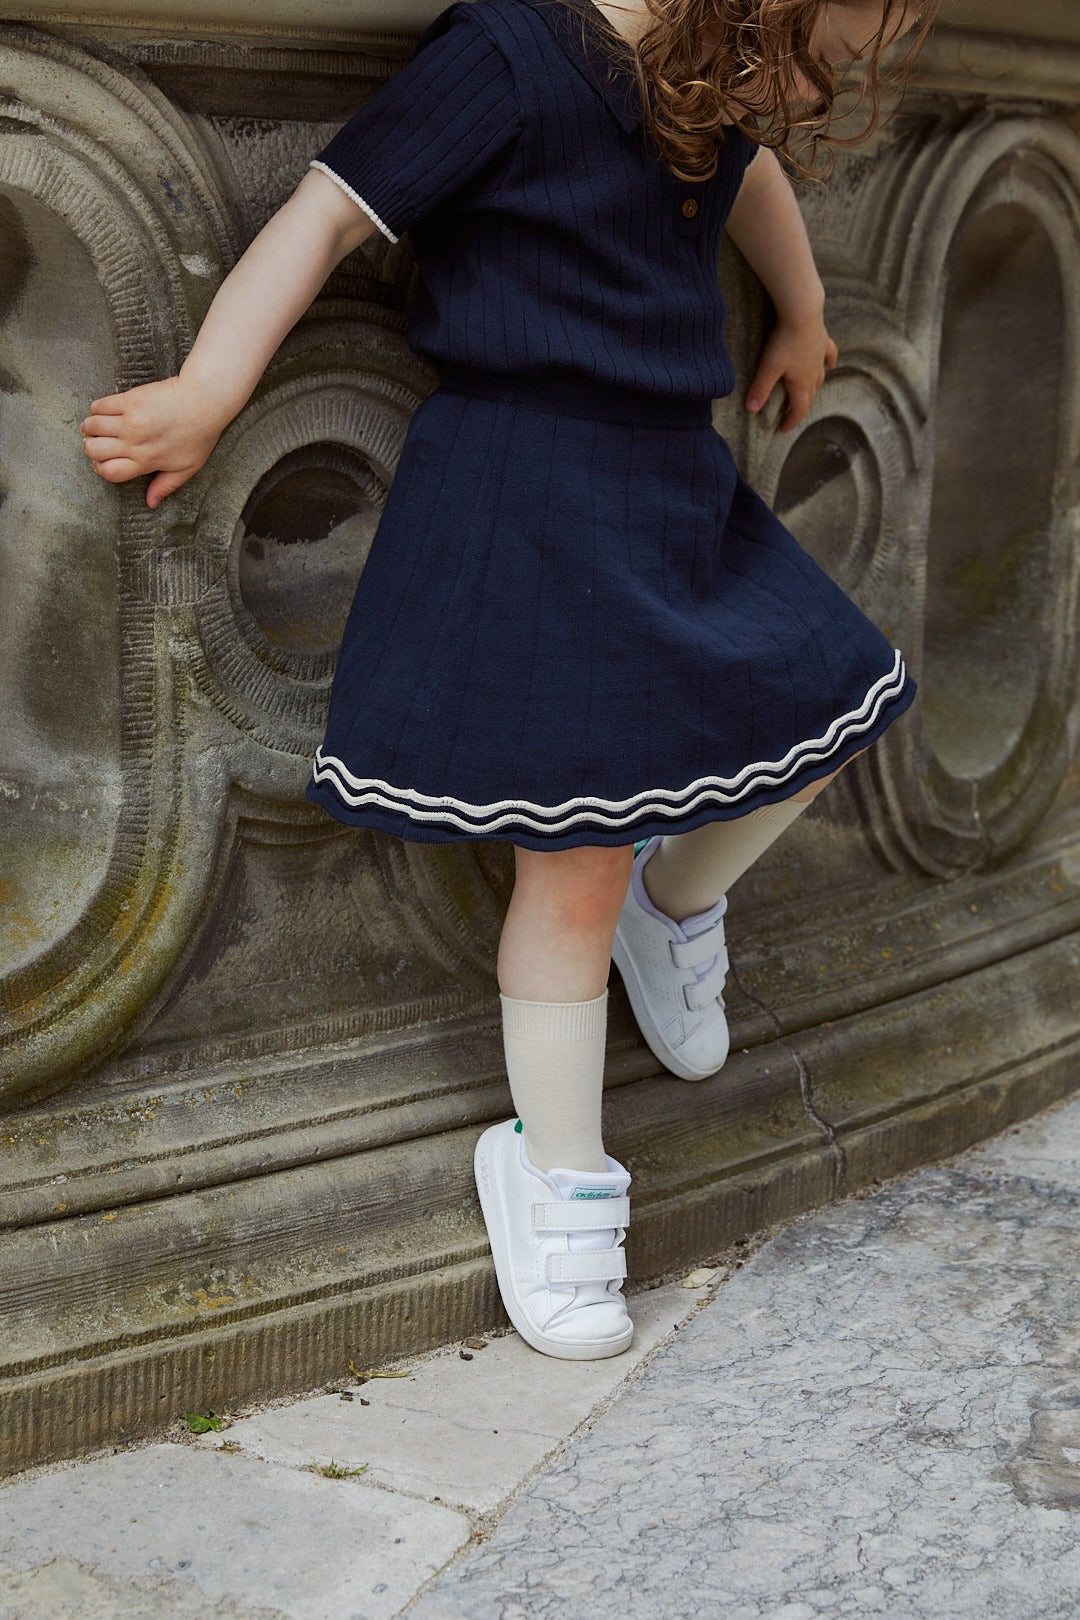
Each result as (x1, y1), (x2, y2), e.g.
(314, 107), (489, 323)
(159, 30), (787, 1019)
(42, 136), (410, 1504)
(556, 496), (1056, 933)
(914, 27), (1080, 103)
(3, 921), (1078, 1478)
(0, 0), (429, 43)
(2, 0), (1078, 59)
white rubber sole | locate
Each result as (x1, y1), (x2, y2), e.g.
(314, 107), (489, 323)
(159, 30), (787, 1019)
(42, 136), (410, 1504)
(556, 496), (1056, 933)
(611, 926), (720, 1082)
(473, 1127), (634, 1361)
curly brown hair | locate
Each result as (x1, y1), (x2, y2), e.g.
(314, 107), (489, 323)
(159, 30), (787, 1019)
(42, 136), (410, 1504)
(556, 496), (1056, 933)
(575, 0), (940, 182)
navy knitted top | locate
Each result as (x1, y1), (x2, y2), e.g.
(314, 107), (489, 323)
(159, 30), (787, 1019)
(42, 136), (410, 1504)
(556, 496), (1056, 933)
(311, 0), (757, 400)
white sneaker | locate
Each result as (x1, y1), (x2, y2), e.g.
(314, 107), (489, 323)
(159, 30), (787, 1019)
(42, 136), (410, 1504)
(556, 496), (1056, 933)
(473, 1119), (633, 1360)
(612, 837), (730, 1081)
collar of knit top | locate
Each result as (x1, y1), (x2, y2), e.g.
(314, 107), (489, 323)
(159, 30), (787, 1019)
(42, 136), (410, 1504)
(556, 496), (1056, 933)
(522, 0), (644, 133)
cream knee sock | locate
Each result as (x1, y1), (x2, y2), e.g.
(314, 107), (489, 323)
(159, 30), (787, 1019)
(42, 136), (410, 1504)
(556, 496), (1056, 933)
(500, 990), (609, 1173)
(643, 799), (810, 922)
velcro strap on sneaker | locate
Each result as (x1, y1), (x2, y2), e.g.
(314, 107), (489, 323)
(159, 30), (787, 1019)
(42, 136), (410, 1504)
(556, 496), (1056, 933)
(683, 955), (729, 1011)
(545, 1249), (628, 1285)
(671, 928), (726, 970)
(533, 1197), (630, 1232)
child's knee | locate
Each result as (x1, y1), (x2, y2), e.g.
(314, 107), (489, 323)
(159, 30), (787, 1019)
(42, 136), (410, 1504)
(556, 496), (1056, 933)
(513, 842), (633, 928)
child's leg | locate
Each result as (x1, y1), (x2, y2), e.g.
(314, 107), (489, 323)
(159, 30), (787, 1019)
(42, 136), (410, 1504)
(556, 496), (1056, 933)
(642, 764), (844, 922)
(612, 763), (855, 1082)
(474, 843), (637, 1361)
(497, 843), (635, 1172)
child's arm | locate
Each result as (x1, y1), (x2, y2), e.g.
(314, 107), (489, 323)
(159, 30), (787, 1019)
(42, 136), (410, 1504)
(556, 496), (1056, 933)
(80, 169), (378, 508)
(724, 147), (838, 433)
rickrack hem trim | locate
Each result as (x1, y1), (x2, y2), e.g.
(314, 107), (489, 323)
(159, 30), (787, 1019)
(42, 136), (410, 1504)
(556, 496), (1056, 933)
(310, 653), (908, 836)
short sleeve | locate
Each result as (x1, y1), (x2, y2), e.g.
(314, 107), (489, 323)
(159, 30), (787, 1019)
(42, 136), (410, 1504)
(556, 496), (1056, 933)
(736, 125), (762, 172)
(309, 3), (522, 244)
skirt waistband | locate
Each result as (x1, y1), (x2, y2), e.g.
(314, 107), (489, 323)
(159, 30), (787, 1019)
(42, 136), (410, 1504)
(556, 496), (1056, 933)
(434, 364), (713, 429)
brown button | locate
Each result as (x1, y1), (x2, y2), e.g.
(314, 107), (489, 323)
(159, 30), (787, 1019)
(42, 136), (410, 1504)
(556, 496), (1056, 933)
(680, 197), (699, 219)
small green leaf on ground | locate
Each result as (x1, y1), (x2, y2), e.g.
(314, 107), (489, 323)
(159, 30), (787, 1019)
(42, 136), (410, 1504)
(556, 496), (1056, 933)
(184, 1409), (225, 1433)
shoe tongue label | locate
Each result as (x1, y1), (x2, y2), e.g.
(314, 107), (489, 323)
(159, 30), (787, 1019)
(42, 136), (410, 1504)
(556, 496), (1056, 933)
(571, 1186), (617, 1199)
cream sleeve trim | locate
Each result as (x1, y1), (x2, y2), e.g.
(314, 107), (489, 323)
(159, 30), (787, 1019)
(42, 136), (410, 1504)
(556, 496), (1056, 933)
(308, 160), (399, 245)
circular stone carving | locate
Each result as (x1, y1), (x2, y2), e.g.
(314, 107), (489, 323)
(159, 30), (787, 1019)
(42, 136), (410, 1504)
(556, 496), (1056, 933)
(774, 415), (883, 593)
(235, 444), (383, 660)
(0, 184), (123, 984)
(922, 201), (1059, 783)
(853, 121), (1080, 875)
(191, 339), (432, 763)
(0, 27), (238, 1098)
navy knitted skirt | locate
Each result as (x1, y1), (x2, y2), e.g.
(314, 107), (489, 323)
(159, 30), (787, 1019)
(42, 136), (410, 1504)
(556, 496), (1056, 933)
(307, 369), (916, 851)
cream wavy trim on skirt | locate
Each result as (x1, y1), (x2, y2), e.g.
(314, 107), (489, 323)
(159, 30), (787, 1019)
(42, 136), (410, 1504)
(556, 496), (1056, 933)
(311, 651), (907, 836)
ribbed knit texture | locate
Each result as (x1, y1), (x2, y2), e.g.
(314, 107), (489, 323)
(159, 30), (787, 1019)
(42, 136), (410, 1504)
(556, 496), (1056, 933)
(501, 991), (608, 1042)
(500, 990), (609, 1173)
(306, 0), (919, 851)
(309, 384), (915, 849)
(312, 0), (755, 400)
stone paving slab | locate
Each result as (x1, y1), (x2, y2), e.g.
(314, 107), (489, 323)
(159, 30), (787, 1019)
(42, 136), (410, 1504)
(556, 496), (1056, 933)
(412, 1095), (1080, 1620)
(0, 1556), (283, 1620)
(0, 1444), (469, 1620)
(0, 1281), (702, 1619)
(224, 1281), (695, 1514)
(960, 1101), (1080, 1194)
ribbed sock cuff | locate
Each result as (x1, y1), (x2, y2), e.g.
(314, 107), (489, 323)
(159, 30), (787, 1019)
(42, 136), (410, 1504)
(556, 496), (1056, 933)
(499, 989), (608, 1043)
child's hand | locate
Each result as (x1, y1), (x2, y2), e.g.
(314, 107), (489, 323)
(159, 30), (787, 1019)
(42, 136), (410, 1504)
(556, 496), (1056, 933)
(745, 315), (839, 434)
(80, 377), (227, 509)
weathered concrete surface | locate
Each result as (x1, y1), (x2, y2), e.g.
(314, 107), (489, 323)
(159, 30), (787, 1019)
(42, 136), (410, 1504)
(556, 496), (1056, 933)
(0, 1281), (703, 1619)
(3, 1099), (1080, 1618)
(220, 1280), (691, 1514)
(0, 1445), (469, 1620)
(414, 1092), (1080, 1620)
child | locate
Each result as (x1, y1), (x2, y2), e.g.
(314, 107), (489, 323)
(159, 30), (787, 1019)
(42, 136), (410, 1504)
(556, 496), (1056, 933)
(80, 0), (935, 1362)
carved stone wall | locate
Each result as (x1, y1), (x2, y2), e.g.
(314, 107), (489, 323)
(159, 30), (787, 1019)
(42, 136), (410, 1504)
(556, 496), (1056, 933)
(2, 0), (1079, 1475)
